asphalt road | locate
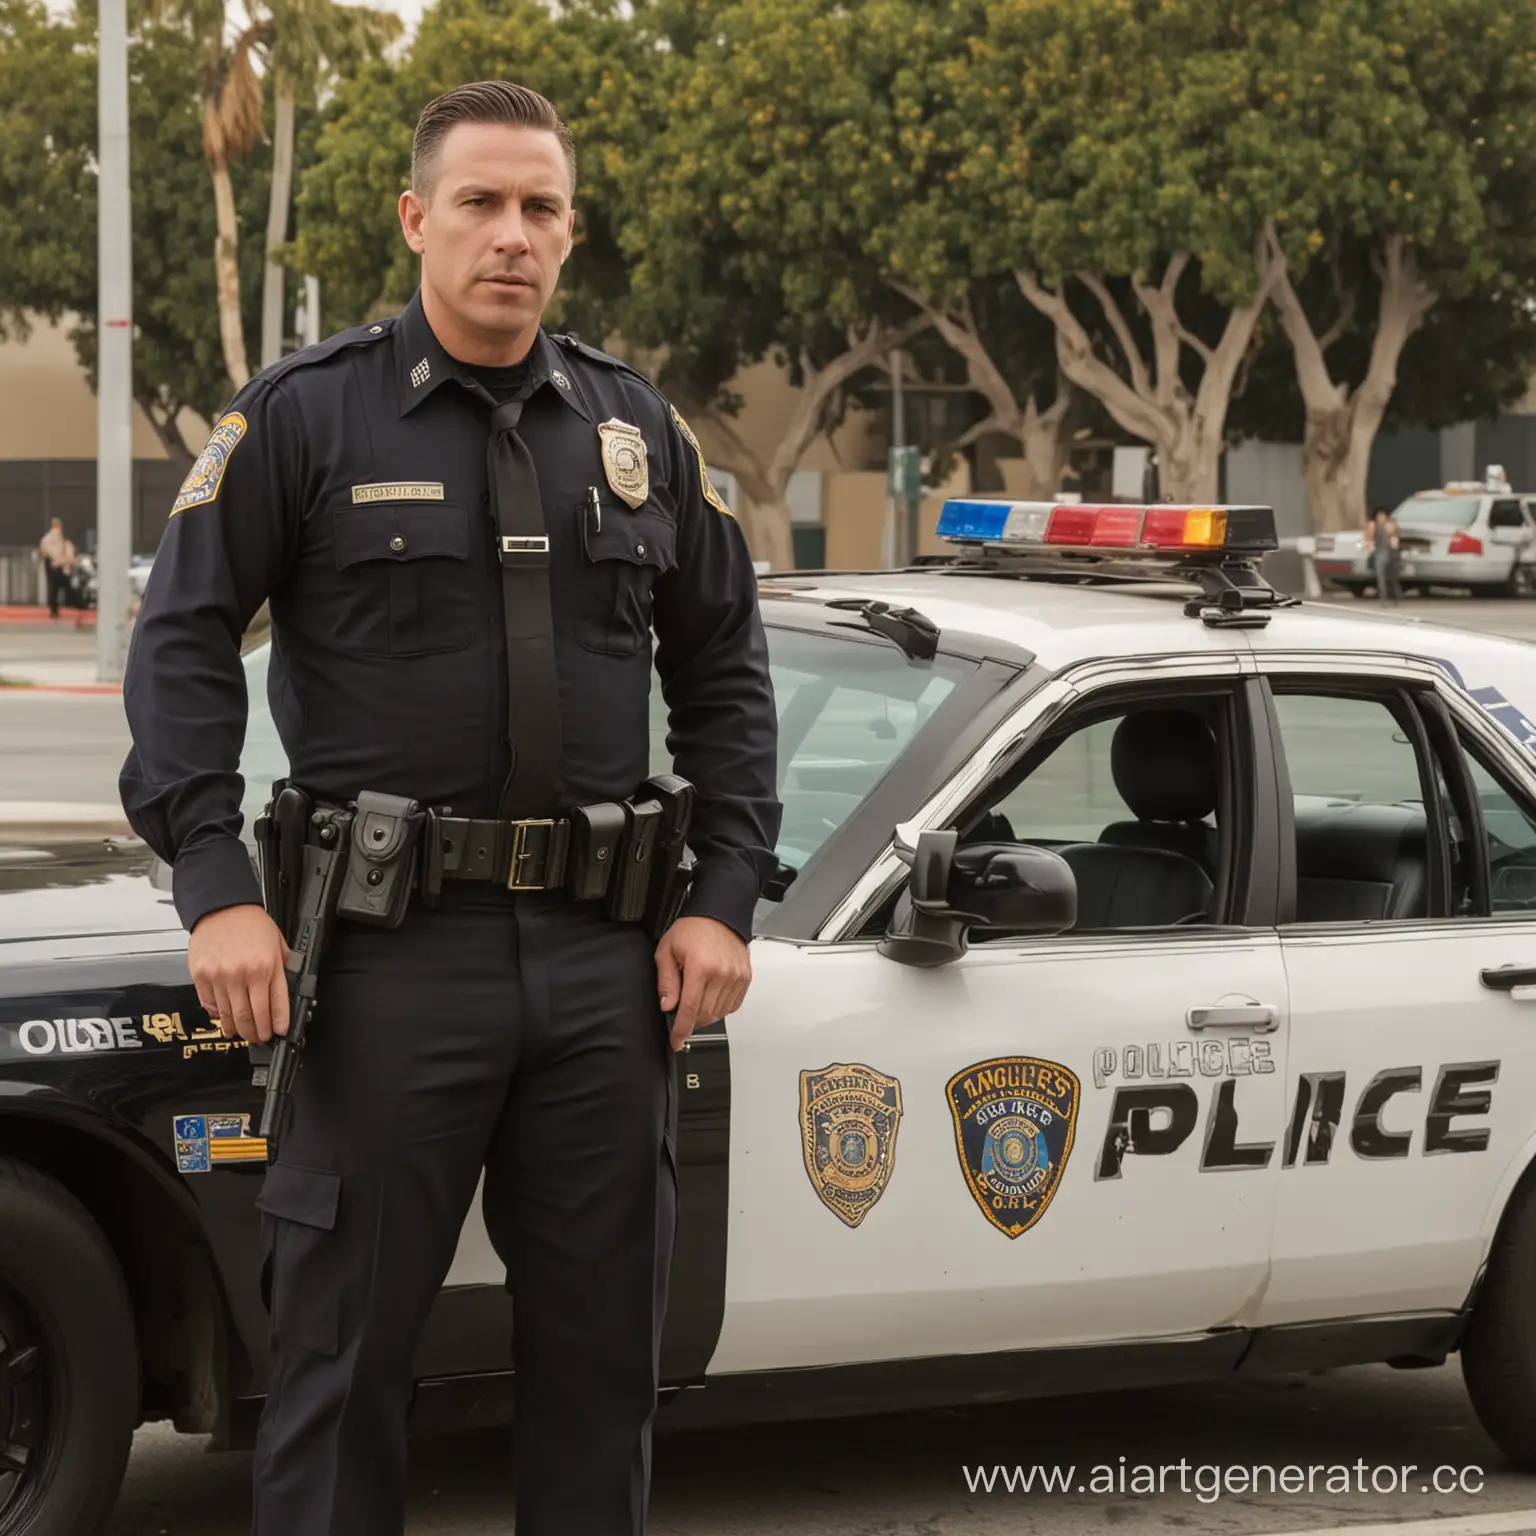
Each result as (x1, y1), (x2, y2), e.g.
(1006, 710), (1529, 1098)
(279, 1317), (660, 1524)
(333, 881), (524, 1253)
(107, 1362), (1534, 1535)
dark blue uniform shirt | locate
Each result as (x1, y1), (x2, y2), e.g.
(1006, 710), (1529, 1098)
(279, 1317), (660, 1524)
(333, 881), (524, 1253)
(121, 291), (780, 942)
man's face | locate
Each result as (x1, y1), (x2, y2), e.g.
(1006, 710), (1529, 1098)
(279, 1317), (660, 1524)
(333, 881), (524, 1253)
(400, 123), (574, 344)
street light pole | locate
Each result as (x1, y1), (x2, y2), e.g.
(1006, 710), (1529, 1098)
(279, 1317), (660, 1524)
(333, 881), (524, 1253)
(96, 0), (132, 683)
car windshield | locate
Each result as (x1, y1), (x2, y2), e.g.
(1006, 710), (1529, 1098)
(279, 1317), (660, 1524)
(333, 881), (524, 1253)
(1392, 495), (1481, 531)
(238, 624), (971, 890)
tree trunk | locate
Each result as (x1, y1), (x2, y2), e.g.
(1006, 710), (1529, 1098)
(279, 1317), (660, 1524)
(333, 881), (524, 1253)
(207, 132), (250, 391)
(137, 394), (195, 463)
(890, 286), (1075, 504)
(261, 83), (296, 370)
(1014, 389), (1074, 500)
(740, 499), (795, 571)
(1016, 243), (1280, 507)
(1266, 227), (1436, 534)
(697, 315), (930, 570)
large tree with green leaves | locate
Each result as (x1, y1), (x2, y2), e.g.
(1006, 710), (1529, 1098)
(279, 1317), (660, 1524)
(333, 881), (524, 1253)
(887, 0), (1304, 503)
(609, 0), (931, 567)
(0, 0), (273, 456)
(293, 0), (637, 338)
(1257, 0), (1536, 530)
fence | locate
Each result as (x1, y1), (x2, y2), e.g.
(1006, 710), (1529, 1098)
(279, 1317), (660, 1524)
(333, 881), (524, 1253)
(0, 548), (44, 607)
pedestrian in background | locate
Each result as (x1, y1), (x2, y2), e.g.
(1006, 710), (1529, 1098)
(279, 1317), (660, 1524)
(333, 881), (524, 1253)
(37, 517), (74, 620)
(119, 79), (780, 1536)
(1367, 504), (1403, 605)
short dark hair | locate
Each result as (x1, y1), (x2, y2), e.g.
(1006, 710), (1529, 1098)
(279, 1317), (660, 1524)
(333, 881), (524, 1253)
(411, 81), (577, 201)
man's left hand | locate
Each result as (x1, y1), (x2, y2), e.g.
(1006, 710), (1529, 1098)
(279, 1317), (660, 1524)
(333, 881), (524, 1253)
(655, 916), (752, 1052)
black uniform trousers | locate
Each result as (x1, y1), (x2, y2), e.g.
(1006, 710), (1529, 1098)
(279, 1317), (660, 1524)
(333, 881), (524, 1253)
(250, 888), (677, 1535)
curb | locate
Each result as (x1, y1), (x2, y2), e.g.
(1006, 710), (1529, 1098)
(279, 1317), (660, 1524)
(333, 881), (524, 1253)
(0, 804), (133, 842)
(0, 683), (121, 696)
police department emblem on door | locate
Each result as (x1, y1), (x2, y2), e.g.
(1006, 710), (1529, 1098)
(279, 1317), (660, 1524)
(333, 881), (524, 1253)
(799, 1063), (903, 1227)
(597, 418), (648, 509)
(946, 1056), (1079, 1238)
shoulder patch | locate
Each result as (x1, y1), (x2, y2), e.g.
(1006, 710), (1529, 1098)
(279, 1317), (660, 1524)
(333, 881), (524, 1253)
(171, 411), (247, 516)
(670, 405), (733, 517)
(260, 316), (395, 386)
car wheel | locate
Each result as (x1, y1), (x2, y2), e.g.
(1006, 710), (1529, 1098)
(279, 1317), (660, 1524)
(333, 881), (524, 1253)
(1461, 1174), (1536, 1467)
(0, 1162), (136, 1536)
(1499, 565), (1536, 599)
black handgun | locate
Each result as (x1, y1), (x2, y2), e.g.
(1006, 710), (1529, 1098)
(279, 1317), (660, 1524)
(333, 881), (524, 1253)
(254, 793), (354, 1149)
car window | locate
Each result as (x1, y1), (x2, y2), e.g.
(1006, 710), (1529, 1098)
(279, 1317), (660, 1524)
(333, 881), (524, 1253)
(965, 698), (1231, 933)
(1462, 749), (1536, 913)
(1391, 495), (1482, 531)
(659, 626), (969, 876)
(240, 632), (971, 885)
(991, 717), (1151, 843)
(1489, 499), (1526, 530)
(1271, 692), (1432, 924)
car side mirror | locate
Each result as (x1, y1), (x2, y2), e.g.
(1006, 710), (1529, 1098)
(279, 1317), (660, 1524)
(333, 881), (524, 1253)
(879, 827), (1077, 967)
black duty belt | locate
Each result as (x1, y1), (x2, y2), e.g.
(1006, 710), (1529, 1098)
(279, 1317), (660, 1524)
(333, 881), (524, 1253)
(429, 814), (574, 893)
(286, 776), (696, 933)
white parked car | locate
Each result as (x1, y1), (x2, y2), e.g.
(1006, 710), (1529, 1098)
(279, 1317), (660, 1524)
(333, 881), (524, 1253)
(1315, 475), (1536, 596)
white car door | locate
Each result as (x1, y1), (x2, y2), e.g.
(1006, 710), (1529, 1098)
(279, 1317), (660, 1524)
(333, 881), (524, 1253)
(1253, 660), (1536, 1326)
(710, 660), (1294, 1376)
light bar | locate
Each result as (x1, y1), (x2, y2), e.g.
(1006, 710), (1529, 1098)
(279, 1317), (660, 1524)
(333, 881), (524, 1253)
(935, 500), (1278, 558)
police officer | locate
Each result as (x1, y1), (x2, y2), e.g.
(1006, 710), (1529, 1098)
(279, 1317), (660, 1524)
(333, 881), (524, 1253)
(119, 80), (780, 1536)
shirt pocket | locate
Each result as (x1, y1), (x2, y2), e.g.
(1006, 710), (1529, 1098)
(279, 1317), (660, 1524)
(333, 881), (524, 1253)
(574, 495), (677, 656)
(331, 502), (477, 657)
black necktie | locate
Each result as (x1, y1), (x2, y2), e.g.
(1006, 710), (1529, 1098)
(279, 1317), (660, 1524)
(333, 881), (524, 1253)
(486, 396), (563, 820)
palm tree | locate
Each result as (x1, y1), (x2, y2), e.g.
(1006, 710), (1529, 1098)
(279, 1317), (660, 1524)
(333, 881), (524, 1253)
(258, 0), (399, 368)
(152, 0), (397, 389)
(200, 18), (270, 389)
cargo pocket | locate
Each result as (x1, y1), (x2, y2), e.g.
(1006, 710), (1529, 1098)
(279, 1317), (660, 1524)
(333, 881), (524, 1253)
(331, 502), (475, 657)
(576, 500), (676, 656)
(257, 1162), (342, 1357)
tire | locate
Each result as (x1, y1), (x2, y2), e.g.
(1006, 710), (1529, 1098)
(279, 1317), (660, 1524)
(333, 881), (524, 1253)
(1497, 564), (1536, 599)
(0, 1161), (136, 1536)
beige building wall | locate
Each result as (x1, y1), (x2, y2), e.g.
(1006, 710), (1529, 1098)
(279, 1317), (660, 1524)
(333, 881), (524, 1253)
(0, 313), (209, 460)
(822, 458), (973, 569)
(686, 356), (878, 489)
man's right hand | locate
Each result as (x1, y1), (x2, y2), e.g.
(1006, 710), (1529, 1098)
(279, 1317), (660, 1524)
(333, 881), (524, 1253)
(189, 904), (291, 1044)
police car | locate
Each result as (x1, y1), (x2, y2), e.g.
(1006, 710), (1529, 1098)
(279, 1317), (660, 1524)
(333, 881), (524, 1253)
(1315, 470), (1536, 596)
(9, 499), (1536, 1534)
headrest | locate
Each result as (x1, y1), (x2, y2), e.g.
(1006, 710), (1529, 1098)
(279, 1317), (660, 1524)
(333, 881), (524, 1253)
(1294, 802), (1427, 883)
(1110, 710), (1219, 824)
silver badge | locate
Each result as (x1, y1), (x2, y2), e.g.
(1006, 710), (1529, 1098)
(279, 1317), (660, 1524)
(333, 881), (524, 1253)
(410, 358), (431, 388)
(552, 369), (571, 390)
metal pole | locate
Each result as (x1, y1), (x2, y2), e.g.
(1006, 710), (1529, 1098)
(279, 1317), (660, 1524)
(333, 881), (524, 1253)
(888, 348), (905, 566)
(304, 274), (320, 347)
(95, 0), (132, 682)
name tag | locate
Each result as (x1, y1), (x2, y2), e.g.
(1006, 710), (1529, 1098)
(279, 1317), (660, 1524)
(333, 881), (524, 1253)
(351, 482), (444, 504)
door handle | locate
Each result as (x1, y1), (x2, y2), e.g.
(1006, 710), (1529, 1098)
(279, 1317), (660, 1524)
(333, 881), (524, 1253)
(1187, 1004), (1277, 1032)
(1480, 965), (1536, 999)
